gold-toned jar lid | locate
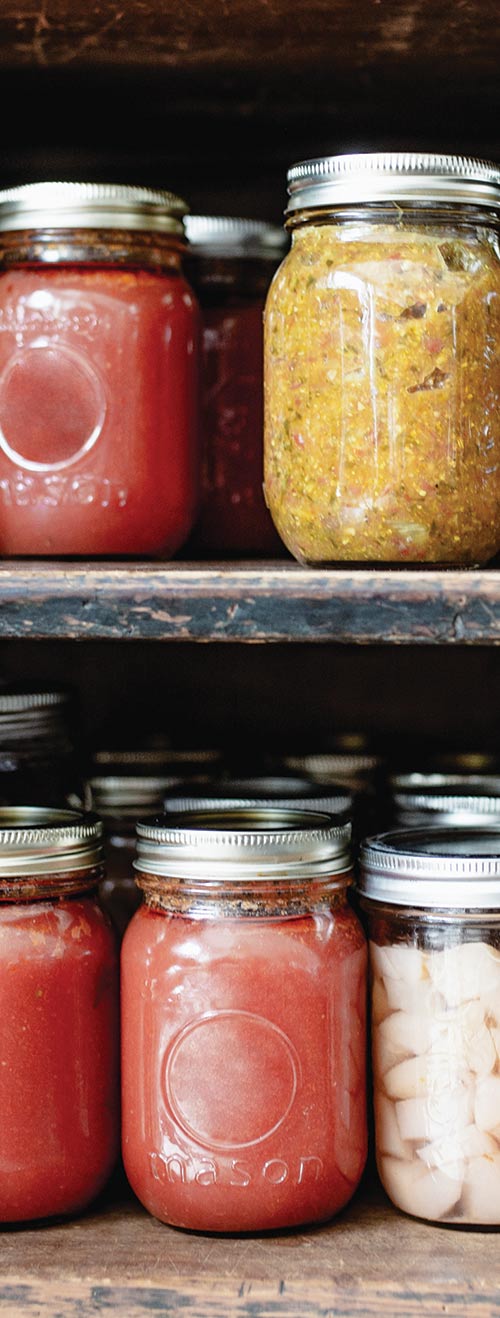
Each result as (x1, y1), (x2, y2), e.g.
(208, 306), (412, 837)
(0, 182), (188, 236)
(135, 806), (352, 880)
(0, 806), (103, 875)
(286, 152), (500, 216)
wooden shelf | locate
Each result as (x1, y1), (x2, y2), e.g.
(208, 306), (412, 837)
(0, 561), (499, 644)
(1, 1173), (499, 1316)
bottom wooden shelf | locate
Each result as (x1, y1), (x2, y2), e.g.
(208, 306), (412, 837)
(0, 1169), (497, 1316)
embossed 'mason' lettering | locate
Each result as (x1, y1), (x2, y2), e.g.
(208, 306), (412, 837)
(149, 1152), (324, 1188)
(0, 475), (128, 509)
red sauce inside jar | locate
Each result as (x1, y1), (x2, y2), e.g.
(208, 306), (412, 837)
(0, 892), (119, 1222)
(121, 896), (366, 1231)
(0, 264), (199, 556)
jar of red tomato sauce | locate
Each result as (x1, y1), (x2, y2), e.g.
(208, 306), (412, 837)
(0, 182), (199, 556)
(122, 807), (367, 1232)
(0, 807), (119, 1222)
(185, 216), (286, 555)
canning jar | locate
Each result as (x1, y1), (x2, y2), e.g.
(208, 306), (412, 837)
(359, 827), (500, 1225)
(264, 153), (500, 565)
(0, 807), (119, 1222)
(0, 689), (82, 806)
(0, 182), (199, 557)
(88, 773), (179, 935)
(122, 807), (366, 1231)
(185, 216), (286, 555)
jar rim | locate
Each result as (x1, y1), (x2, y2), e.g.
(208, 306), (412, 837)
(0, 182), (188, 237)
(0, 806), (103, 875)
(185, 215), (287, 259)
(359, 826), (500, 908)
(135, 806), (352, 880)
(286, 152), (500, 215)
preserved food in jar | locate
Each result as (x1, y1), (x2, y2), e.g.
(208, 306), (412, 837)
(359, 827), (500, 1225)
(265, 153), (500, 565)
(122, 808), (366, 1232)
(185, 217), (286, 555)
(0, 807), (119, 1222)
(0, 183), (199, 557)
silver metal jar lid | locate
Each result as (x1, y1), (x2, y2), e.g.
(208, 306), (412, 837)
(163, 790), (353, 819)
(391, 771), (500, 794)
(0, 690), (71, 746)
(286, 152), (500, 215)
(284, 752), (381, 778)
(0, 691), (68, 712)
(135, 807), (352, 881)
(185, 215), (286, 259)
(359, 828), (500, 909)
(89, 775), (180, 815)
(0, 182), (188, 236)
(393, 790), (500, 817)
(0, 806), (103, 875)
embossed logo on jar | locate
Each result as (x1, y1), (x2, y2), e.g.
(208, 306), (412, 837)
(164, 1010), (300, 1149)
(0, 343), (106, 472)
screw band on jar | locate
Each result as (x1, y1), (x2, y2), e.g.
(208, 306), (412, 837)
(134, 806), (352, 915)
(0, 806), (104, 901)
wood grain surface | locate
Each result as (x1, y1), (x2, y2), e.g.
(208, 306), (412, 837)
(0, 1176), (498, 1316)
(0, 561), (498, 644)
(0, 0), (497, 82)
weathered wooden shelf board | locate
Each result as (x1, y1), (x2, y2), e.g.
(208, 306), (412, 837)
(0, 561), (499, 644)
(0, 1177), (498, 1317)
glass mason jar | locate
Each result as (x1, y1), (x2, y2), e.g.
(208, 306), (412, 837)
(0, 689), (82, 806)
(0, 182), (199, 557)
(359, 827), (500, 1225)
(122, 807), (367, 1232)
(264, 153), (500, 566)
(0, 806), (119, 1223)
(88, 773), (179, 936)
(185, 216), (286, 556)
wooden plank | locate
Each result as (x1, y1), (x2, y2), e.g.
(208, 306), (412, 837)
(0, 0), (498, 84)
(0, 1177), (499, 1316)
(0, 562), (499, 644)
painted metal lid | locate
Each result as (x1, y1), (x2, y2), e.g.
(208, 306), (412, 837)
(0, 806), (103, 875)
(359, 828), (500, 908)
(135, 807), (352, 880)
(286, 152), (500, 215)
(0, 182), (187, 236)
(185, 215), (286, 259)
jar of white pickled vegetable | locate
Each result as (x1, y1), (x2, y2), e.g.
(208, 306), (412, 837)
(359, 828), (500, 1225)
(264, 153), (500, 565)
